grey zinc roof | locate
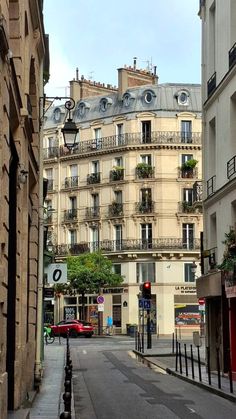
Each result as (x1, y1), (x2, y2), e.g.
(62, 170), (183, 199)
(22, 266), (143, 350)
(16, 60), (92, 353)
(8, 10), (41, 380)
(43, 104), (67, 130)
(73, 83), (201, 124)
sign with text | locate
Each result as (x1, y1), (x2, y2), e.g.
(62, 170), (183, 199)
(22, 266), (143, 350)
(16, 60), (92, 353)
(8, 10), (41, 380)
(64, 306), (77, 321)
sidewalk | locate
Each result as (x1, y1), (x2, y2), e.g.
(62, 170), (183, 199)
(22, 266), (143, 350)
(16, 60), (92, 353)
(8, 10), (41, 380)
(134, 336), (236, 403)
(30, 343), (75, 419)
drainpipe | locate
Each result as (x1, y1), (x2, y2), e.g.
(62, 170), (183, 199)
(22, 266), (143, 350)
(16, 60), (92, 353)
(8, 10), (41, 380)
(35, 59), (45, 386)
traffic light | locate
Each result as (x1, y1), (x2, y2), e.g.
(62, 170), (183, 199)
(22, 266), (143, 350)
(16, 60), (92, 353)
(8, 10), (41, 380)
(142, 281), (151, 299)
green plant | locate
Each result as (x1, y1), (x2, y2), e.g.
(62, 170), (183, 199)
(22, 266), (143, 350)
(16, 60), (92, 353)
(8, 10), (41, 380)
(136, 162), (154, 178)
(181, 159), (198, 170)
(218, 228), (236, 271)
(182, 201), (193, 213)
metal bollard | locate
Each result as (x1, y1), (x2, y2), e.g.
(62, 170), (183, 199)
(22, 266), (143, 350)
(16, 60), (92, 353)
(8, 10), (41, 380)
(190, 344), (194, 379)
(63, 391), (71, 412)
(172, 332), (175, 354)
(216, 347), (221, 389)
(60, 412), (71, 418)
(178, 342), (182, 374)
(184, 343), (188, 377)
(206, 346), (211, 385)
(197, 345), (202, 382)
(175, 340), (178, 372)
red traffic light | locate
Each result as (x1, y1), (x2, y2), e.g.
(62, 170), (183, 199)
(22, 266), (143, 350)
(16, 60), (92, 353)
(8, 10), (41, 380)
(142, 281), (151, 299)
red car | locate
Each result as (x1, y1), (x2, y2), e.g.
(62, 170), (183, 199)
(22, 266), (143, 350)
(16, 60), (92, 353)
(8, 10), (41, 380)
(50, 319), (94, 338)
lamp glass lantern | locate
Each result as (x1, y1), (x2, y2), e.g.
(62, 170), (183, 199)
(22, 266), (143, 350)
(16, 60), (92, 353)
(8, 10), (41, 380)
(61, 118), (78, 150)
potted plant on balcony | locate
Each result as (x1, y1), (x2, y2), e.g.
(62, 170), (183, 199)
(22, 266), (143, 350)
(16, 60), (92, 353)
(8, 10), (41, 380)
(111, 165), (124, 181)
(182, 201), (194, 213)
(180, 159), (198, 178)
(136, 162), (154, 179)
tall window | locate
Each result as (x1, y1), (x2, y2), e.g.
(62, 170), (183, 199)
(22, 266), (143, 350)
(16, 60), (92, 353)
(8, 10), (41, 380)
(92, 160), (99, 173)
(141, 223), (152, 248)
(69, 196), (77, 210)
(70, 164), (78, 177)
(114, 156), (123, 167)
(183, 188), (193, 204)
(116, 124), (124, 145)
(141, 188), (152, 203)
(141, 154), (152, 165)
(182, 223), (194, 249)
(91, 227), (99, 251)
(137, 262), (155, 283)
(45, 168), (53, 190)
(184, 263), (195, 282)
(181, 121), (192, 143)
(69, 230), (77, 245)
(114, 190), (122, 203)
(114, 225), (122, 250)
(141, 121), (151, 143)
(92, 193), (99, 208)
(181, 154), (193, 165)
(94, 128), (102, 149)
(113, 264), (121, 275)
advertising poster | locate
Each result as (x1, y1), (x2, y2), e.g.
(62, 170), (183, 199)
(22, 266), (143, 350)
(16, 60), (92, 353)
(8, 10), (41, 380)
(175, 304), (201, 326)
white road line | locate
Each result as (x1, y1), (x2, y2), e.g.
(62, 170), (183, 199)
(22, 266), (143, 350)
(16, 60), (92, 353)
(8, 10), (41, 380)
(186, 407), (196, 413)
(82, 349), (87, 354)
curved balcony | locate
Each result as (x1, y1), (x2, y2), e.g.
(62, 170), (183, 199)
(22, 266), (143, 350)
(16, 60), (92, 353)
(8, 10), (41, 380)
(136, 164), (155, 179)
(179, 167), (198, 179)
(110, 168), (124, 182)
(64, 176), (79, 189)
(53, 238), (201, 256)
(64, 209), (78, 222)
(85, 206), (100, 219)
(108, 202), (123, 217)
(135, 201), (154, 214)
(59, 131), (202, 157)
(87, 172), (101, 184)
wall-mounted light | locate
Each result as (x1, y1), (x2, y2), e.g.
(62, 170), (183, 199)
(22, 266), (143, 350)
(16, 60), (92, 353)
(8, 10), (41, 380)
(18, 166), (28, 184)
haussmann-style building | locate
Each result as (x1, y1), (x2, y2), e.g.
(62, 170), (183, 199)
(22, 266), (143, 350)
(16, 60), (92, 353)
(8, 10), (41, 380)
(43, 62), (203, 337)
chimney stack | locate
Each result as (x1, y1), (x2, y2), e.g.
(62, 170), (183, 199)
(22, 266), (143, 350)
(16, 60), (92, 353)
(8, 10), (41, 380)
(76, 67), (79, 81)
(133, 57), (137, 71)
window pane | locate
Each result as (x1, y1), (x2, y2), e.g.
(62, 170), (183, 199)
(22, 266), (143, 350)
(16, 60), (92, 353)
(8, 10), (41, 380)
(184, 263), (195, 282)
(137, 262), (155, 283)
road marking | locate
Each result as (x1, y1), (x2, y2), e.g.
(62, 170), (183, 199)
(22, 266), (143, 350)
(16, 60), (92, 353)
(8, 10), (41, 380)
(82, 349), (87, 354)
(186, 407), (196, 413)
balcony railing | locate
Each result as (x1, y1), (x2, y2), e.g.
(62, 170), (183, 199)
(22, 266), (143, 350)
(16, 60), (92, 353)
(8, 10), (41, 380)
(87, 172), (101, 184)
(207, 72), (216, 97)
(136, 165), (155, 179)
(59, 131), (202, 157)
(179, 167), (198, 179)
(203, 247), (218, 273)
(135, 201), (154, 214)
(64, 209), (78, 222)
(53, 238), (201, 256)
(64, 176), (79, 188)
(108, 202), (123, 217)
(110, 168), (124, 181)
(85, 206), (100, 218)
(47, 179), (54, 191)
(207, 175), (216, 197)
(43, 147), (59, 159)
(227, 155), (236, 179)
(44, 214), (53, 224)
(179, 201), (193, 213)
(229, 42), (236, 70)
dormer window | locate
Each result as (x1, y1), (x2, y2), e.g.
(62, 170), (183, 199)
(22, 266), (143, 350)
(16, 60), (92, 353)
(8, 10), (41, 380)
(53, 107), (61, 122)
(143, 89), (156, 104)
(176, 90), (190, 106)
(122, 92), (135, 108)
(99, 97), (112, 112)
(77, 101), (90, 117)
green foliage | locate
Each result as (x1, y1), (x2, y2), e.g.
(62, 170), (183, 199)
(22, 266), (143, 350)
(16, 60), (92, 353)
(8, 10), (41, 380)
(181, 159), (198, 170)
(67, 251), (123, 294)
(218, 228), (236, 272)
(136, 162), (154, 178)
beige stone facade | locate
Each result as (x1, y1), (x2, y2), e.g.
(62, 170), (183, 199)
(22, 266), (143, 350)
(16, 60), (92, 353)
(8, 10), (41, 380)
(0, 0), (48, 416)
(43, 66), (203, 337)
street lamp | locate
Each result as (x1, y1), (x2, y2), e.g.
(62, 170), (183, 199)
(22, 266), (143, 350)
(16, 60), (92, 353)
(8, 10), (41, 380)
(40, 95), (79, 150)
(61, 99), (79, 150)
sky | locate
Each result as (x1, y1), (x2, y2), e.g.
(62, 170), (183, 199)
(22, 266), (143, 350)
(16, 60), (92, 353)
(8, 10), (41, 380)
(43, 0), (201, 97)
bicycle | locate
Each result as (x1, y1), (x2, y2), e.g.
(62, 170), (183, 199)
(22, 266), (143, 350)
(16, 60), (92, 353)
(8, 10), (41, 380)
(44, 326), (55, 344)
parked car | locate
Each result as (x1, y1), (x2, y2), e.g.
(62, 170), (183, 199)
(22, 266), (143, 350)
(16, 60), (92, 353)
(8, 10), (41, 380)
(50, 319), (94, 338)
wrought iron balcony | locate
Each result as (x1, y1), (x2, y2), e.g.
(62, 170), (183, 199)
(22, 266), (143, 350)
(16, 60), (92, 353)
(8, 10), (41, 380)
(53, 238), (201, 256)
(206, 175), (216, 197)
(43, 147), (59, 159)
(64, 209), (78, 222)
(207, 72), (216, 97)
(110, 168), (124, 181)
(87, 172), (101, 184)
(227, 155), (236, 179)
(59, 131), (202, 157)
(108, 202), (123, 217)
(47, 179), (54, 192)
(135, 201), (154, 214)
(136, 164), (155, 179)
(229, 42), (236, 70)
(85, 206), (100, 218)
(64, 176), (79, 188)
(179, 167), (198, 179)
(178, 201), (203, 214)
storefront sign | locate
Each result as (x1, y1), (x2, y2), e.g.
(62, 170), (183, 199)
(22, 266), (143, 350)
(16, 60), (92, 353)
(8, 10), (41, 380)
(175, 286), (196, 294)
(64, 306), (77, 320)
(225, 285), (236, 298)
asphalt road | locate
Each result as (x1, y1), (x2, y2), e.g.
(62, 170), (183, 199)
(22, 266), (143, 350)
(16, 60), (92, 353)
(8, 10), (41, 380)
(70, 336), (236, 419)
